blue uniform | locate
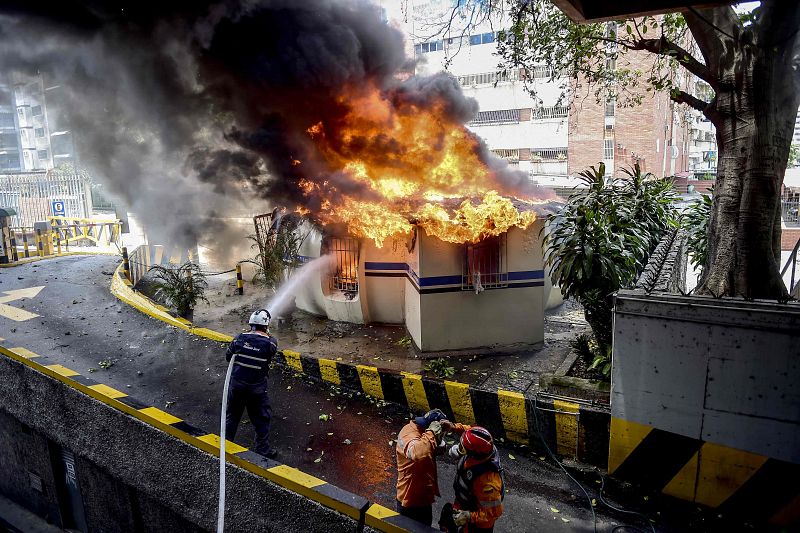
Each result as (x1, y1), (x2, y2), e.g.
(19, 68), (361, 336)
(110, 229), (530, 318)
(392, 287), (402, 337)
(225, 331), (278, 456)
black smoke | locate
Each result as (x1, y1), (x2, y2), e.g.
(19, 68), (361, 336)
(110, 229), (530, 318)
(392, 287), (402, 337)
(0, 0), (538, 250)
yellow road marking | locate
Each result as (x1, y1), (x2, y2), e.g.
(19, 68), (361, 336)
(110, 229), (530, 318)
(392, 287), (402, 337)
(499, 390), (529, 443)
(87, 383), (128, 399)
(9, 347), (39, 359)
(356, 365), (384, 399)
(283, 350), (303, 373)
(608, 417), (653, 474)
(138, 406), (182, 425)
(318, 358), (341, 385)
(197, 434), (248, 454)
(268, 464), (326, 489)
(45, 364), (79, 377)
(0, 286), (45, 322)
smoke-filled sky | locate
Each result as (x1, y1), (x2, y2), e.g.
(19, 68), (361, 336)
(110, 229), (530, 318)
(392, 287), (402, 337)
(0, 0), (535, 249)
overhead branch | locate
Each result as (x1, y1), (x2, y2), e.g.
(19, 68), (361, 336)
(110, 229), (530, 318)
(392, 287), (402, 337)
(670, 88), (708, 113)
(633, 35), (719, 88)
(683, 6), (741, 73)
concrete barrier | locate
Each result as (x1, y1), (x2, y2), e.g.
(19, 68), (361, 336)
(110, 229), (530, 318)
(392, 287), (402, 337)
(0, 345), (439, 532)
(611, 291), (800, 528)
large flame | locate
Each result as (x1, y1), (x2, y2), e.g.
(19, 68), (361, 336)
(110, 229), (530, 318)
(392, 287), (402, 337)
(296, 82), (542, 246)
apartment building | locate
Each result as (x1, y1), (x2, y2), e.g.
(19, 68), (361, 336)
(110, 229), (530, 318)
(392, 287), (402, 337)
(0, 73), (77, 172)
(387, 1), (693, 182)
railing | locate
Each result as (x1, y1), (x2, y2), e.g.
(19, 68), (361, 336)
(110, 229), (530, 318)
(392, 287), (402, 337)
(780, 236), (800, 297)
(0, 170), (92, 227)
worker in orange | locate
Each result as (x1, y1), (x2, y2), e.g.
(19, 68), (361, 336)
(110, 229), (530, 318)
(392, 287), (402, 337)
(394, 409), (448, 526)
(439, 425), (504, 533)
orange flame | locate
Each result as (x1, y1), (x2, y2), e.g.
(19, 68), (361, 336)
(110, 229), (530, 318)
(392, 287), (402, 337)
(297, 82), (544, 246)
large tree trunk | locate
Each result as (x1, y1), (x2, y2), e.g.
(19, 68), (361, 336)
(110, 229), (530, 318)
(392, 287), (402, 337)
(695, 19), (797, 299)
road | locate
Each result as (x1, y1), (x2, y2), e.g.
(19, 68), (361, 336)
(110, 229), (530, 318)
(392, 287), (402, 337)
(0, 255), (714, 532)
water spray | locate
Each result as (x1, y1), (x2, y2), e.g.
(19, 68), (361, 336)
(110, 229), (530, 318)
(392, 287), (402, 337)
(216, 254), (333, 532)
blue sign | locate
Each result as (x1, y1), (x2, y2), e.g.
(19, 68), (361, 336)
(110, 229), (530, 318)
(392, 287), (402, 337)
(51, 200), (65, 217)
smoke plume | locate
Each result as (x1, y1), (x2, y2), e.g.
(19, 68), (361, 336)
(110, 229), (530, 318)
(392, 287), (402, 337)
(0, 0), (541, 252)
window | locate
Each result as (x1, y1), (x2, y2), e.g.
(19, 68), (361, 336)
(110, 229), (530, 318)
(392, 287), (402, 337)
(35, 127), (45, 138)
(604, 139), (614, 160)
(0, 113), (14, 128)
(530, 148), (568, 161)
(462, 235), (507, 291)
(605, 98), (616, 117)
(323, 237), (359, 294)
(414, 44), (422, 55)
(37, 149), (48, 160)
(468, 109), (521, 126)
(469, 34), (481, 45)
(492, 148), (520, 161)
(31, 105), (42, 117)
(481, 32), (495, 44)
(421, 43), (429, 53)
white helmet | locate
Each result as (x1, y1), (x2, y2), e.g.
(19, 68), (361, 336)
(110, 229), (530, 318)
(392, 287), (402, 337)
(248, 309), (271, 328)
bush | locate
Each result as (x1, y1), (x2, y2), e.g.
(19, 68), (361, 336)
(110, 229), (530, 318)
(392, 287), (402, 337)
(681, 191), (712, 276)
(150, 261), (208, 318)
(544, 163), (677, 360)
(250, 216), (306, 290)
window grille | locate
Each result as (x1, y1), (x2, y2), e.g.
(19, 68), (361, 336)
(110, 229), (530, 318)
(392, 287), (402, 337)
(605, 98), (616, 117)
(468, 109), (520, 126)
(457, 69), (522, 87)
(530, 106), (568, 120)
(530, 148), (568, 161)
(323, 237), (360, 293)
(491, 148), (520, 161)
(462, 234), (507, 291)
(604, 139), (615, 160)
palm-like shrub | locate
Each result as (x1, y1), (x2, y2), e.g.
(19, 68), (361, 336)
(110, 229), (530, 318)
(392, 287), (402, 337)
(250, 218), (305, 291)
(681, 192), (712, 276)
(544, 163), (677, 375)
(150, 261), (209, 318)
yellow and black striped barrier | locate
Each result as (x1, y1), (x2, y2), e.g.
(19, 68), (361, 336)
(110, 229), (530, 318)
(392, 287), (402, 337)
(122, 246), (131, 281)
(236, 263), (244, 295)
(275, 349), (610, 466)
(608, 417), (800, 527)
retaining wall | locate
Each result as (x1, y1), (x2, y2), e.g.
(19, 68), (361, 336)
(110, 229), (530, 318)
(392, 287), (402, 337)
(0, 345), (434, 533)
(610, 291), (800, 528)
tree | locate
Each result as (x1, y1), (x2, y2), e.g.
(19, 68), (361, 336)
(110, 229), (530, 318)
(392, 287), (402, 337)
(435, 1), (799, 298)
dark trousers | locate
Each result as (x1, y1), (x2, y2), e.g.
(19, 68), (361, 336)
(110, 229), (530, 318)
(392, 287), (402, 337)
(396, 500), (432, 527)
(225, 378), (272, 455)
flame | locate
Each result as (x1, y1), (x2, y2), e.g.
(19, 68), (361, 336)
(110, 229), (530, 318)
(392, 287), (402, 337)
(296, 82), (544, 246)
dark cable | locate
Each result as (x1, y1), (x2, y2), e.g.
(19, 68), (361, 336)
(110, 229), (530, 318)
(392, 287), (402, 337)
(531, 396), (597, 532)
(599, 476), (656, 533)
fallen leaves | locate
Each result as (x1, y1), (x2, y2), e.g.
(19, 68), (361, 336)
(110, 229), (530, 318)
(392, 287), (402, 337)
(319, 414), (330, 422)
(508, 454), (516, 460)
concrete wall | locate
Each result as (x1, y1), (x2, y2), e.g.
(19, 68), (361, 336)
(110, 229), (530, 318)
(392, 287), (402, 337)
(609, 292), (800, 527)
(0, 346), (433, 533)
(362, 236), (408, 324)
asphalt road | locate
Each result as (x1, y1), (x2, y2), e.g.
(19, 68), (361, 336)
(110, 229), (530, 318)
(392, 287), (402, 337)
(0, 255), (718, 532)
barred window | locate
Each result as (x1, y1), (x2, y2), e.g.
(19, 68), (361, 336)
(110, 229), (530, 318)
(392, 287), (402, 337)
(604, 139), (615, 160)
(322, 237), (359, 294)
(531, 106), (568, 120)
(468, 109), (521, 126)
(605, 98), (616, 117)
(530, 148), (568, 161)
(456, 69), (521, 87)
(462, 235), (507, 291)
(492, 148), (520, 161)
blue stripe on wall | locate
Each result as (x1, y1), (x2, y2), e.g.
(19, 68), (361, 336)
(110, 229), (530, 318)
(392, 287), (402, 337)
(363, 262), (408, 271)
(508, 270), (545, 281)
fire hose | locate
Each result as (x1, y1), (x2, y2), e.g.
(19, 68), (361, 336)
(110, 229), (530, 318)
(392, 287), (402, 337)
(216, 353), (238, 533)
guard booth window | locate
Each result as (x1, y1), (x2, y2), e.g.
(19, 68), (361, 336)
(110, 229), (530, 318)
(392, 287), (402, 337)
(323, 237), (359, 294)
(462, 234), (507, 291)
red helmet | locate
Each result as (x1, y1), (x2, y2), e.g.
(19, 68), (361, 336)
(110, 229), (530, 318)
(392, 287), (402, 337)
(459, 426), (494, 457)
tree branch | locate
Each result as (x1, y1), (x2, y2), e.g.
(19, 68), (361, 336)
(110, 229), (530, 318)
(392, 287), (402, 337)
(670, 89), (708, 113)
(683, 7), (741, 73)
(633, 35), (718, 88)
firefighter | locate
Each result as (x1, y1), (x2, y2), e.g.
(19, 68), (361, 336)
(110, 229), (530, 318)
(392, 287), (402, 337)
(225, 309), (278, 458)
(440, 425), (504, 533)
(395, 409), (448, 526)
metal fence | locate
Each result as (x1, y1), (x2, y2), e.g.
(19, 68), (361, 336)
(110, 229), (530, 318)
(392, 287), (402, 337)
(782, 195), (799, 227)
(0, 170), (92, 227)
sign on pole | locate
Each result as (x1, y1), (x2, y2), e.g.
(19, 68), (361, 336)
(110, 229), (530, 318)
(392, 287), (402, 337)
(51, 200), (66, 217)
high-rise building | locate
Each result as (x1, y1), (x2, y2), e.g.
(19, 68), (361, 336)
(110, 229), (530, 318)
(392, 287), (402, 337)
(0, 73), (77, 173)
(793, 107), (800, 147)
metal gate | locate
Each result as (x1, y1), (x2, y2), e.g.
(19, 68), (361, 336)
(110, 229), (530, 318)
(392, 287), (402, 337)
(0, 170), (92, 227)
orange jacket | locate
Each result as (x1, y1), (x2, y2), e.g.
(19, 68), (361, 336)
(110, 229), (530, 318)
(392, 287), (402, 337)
(395, 420), (439, 507)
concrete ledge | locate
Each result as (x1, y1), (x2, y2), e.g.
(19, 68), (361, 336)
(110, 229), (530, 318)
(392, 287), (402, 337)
(0, 345), (408, 531)
(0, 251), (119, 268)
